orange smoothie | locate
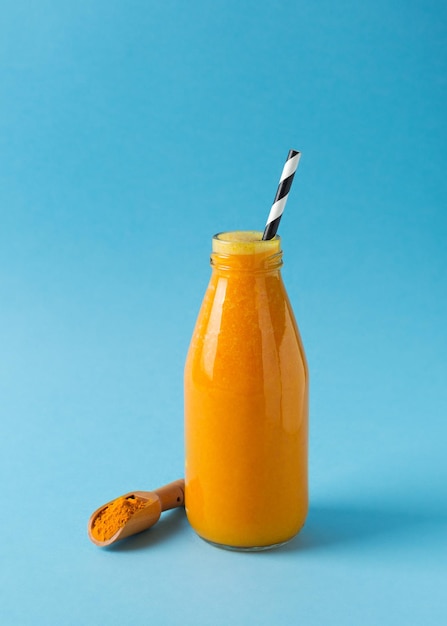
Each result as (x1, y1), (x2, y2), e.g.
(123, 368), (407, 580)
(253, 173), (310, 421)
(184, 231), (308, 549)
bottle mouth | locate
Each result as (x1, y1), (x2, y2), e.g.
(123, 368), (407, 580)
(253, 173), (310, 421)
(212, 231), (281, 256)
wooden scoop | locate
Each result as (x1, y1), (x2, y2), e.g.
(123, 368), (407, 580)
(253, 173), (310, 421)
(88, 479), (185, 547)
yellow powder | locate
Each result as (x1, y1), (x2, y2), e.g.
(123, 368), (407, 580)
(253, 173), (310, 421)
(91, 495), (148, 541)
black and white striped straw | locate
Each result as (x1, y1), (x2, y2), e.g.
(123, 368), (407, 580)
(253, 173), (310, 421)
(262, 149), (301, 240)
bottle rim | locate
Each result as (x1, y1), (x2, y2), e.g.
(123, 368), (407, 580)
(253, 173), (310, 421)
(212, 230), (281, 256)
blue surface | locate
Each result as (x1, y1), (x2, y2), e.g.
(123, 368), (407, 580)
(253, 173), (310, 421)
(1, 1), (446, 624)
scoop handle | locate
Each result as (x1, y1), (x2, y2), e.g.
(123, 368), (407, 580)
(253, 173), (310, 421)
(154, 479), (185, 512)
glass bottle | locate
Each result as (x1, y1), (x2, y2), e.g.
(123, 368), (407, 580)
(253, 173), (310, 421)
(184, 231), (308, 550)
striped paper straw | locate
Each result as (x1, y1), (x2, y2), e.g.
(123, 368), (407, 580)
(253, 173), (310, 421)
(262, 149), (301, 240)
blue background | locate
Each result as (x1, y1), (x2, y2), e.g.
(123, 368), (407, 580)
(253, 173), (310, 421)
(1, 1), (446, 624)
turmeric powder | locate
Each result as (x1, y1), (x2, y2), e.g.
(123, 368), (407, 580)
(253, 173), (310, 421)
(91, 495), (149, 541)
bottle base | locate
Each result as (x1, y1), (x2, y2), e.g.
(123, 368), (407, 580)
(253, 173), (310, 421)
(198, 534), (297, 552)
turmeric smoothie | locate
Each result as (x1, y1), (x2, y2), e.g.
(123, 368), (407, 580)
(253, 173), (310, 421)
(184, 231), (308, 549)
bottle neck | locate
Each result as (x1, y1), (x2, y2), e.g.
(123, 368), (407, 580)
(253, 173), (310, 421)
(211, 231), (283, 273)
